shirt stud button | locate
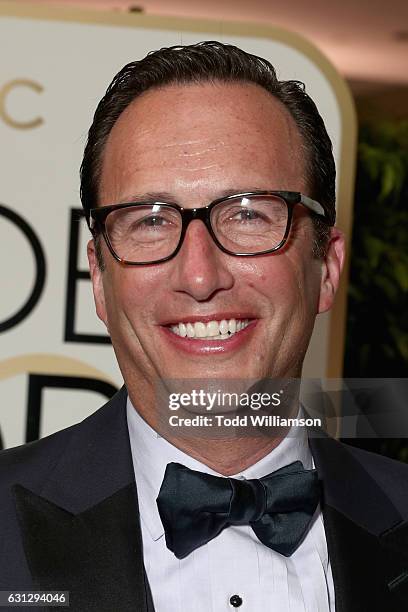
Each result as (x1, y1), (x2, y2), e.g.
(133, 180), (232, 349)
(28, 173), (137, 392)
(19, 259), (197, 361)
(229, 594), (243, 607)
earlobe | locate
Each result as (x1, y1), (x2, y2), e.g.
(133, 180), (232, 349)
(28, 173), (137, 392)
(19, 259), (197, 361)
(318, 228), (346, 314)
(87, 238), (109, 330)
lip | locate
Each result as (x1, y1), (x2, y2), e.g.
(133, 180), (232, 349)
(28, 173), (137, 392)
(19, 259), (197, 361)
(159, 319), (258, 355)
(159, 312), (257, 326)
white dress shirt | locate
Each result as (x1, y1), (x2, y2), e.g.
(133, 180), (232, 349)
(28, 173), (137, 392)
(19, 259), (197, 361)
(127, 399), (336, 612)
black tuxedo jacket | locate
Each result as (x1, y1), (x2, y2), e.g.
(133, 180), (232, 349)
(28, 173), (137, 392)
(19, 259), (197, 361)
(1, 387), (408, 611)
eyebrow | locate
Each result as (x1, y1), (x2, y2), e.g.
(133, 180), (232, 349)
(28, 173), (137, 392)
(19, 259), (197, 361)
(118, 192), (177, 205)
(117, 187), (273, 206)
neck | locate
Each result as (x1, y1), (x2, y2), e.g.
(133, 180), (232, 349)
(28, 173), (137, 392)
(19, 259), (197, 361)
(128, 385), (298, 475)
(159, 435), (288, 475)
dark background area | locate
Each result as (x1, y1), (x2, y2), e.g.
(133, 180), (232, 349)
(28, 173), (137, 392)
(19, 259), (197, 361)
(342, 82), (408, 461)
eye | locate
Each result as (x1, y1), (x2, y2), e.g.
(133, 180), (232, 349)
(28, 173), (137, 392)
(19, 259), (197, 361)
(136, 215), (170, 228)
(223, 205), (269, 225)
(232, 208), (264, 222)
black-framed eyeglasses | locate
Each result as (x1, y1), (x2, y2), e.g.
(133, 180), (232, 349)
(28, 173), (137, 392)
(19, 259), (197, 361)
(87, 191), (333, 265)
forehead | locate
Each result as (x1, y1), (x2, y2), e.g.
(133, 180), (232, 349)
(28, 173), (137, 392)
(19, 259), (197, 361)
(99, 81), (307, 204)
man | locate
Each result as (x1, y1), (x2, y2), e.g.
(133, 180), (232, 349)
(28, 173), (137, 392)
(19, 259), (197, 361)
(1, 42), (408, 612)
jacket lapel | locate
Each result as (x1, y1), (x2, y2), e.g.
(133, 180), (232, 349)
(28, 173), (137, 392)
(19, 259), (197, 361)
(310, 434), (408, 611)
(13, 387), (153, 612)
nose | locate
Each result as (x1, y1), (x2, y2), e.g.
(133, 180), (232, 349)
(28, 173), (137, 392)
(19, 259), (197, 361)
(170, 219), (234, 301)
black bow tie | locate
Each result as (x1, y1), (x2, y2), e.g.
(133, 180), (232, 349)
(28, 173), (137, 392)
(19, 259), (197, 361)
(156, 460), (320, 559)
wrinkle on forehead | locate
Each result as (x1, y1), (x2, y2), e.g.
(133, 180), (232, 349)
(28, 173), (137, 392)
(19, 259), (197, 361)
(166, 141), (228, 164)
(163, 139), (226, 152)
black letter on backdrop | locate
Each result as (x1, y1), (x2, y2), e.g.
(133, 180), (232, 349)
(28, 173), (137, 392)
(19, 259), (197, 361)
(64, 208), (110, 343)
(25, 374), (118, 442)
(0, 204), (46, 333)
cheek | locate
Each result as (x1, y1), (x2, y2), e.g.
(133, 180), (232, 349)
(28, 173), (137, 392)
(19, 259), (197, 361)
(102, 265), (163, 324)
(244, 255), (320, 315)
(248, 273), (267, 287)
(242, 257), (299, 293)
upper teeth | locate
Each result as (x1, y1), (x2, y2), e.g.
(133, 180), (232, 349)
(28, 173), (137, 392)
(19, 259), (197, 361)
(170, 319), (250, 339)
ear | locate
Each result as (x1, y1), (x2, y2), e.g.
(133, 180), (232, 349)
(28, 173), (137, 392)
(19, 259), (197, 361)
(318, 227), (346, 314)
(87, 238), (109, 330)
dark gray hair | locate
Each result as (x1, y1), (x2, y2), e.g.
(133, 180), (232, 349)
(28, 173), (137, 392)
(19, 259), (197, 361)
(80, 41), (334, 258)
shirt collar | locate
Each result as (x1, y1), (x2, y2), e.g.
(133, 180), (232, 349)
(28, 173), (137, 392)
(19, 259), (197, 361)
(126, 398), (312, 542)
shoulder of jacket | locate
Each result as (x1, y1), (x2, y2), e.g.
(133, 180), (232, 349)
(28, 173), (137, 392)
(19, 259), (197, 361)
(342, 442), (408, 515)
(0, 422), (76, 484)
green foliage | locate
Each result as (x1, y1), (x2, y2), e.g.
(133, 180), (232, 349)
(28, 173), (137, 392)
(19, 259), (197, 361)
(343, 120), (408, 462)
(344, 120), (408, 377)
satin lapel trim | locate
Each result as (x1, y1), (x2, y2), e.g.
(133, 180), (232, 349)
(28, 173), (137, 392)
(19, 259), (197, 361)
(323, 504), (385, 611)
(381, 520), (408, 605)
(324, 504), (408, 611)
(14, 482), (149, 612)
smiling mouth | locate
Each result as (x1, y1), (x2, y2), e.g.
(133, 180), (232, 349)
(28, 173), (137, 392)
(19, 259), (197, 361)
(167, 318), (253, 340)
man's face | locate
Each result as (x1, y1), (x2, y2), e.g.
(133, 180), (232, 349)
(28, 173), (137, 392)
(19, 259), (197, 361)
(88, 82), (344, 404)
